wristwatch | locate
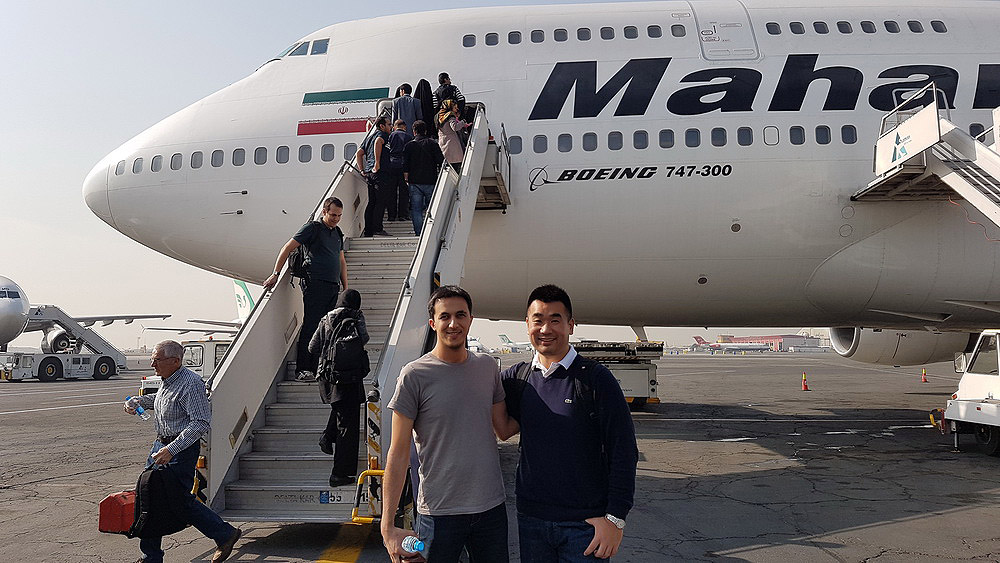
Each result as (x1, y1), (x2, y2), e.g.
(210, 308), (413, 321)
(605, 514), (626, 530)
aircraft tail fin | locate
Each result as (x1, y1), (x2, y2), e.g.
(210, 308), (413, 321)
(499, 334), (513, 344)
(234, 280), (255, 323)
(693, 336), (708, 345)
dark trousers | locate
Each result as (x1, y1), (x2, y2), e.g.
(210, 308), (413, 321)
(415, 502), (509, 563)
(298, 279), (340, 374)
(391, 168), (410, 220)
(138, 441), (236, 562)
(363, 172), (394, 235)
(323, 383), (362, 478)
(517, 513), (603, 562)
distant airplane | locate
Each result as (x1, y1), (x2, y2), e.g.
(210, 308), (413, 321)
(498, 334), (531, 353)
(693, 336), (771, 352)
(146, 280), (254, 336)
(467, 336), (494, 354)
(0, 275), (169, 353)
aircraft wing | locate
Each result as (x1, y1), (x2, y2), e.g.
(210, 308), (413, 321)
(187, 319), (243, 328)
(74, 314), (171, 327)
(145, 326), (239, 336)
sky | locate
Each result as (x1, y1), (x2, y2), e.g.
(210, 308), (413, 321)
(0, 0), (806, 352)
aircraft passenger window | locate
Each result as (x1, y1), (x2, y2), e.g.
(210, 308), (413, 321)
(533, 135), (548, 153)
(583, 132), (598, 151)
(815, 125), (831, 145)
(298, 145), (312, 163)
(837, 21), (852, 33)
(737, 127), (753, 146)
(647, 25), (662, 38)
(463, 35), (476, 47)
(554, 29), (568, 42)
(813, 22), (829, 34)
(345, 143), (358, 160)
(685, 129), (700, 148)
(763, 126), (779, 146)
(671, 24), (686, 37)
(659, 129), (674, 148)
(601, 27), (614, 40)
(711, 128), (727, 147)
(969, 335), (999, 375)
(151, 155), (162, 172)
(861, 21), (877, 33)
(558, 134), (573, 152)
(321, 144), (335, 162)
(884, 21), (900, 33)
(132, 158), (143, 174)
(578, 28), (591, 41)
(841, 125), (857, 144)
(311, 39), (329, 55)
(789, 22), (805, 34)
(211, 150), (223, 167)
(633, 130), (648, 149)
(254, 147), (267, 165)
(170, 153), (182, 170)
(790, 126), (805, 145)
(624, 26), (638, 39)
(908, 21), (924, 33)
(277, 146), (290, 164)
(191, 151), (203, 169)
(486, 33), (499, 46)
(608, 131), (623, 150)
(531, 30), (545, 43)
(931, 20), (947, 33)
(509, 31), (522, 44)
(289, 42), (309, 56)
(508, 136), (522, 154)
(233, 148), (246, 166)
(766, 22), (780, 35)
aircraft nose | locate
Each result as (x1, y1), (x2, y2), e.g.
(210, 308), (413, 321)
(83, 160), (115, 227)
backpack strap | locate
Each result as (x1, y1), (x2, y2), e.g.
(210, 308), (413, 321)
(504, 361), (534, 421)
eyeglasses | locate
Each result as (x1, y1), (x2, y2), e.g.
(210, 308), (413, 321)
(151, 356), (178, 363)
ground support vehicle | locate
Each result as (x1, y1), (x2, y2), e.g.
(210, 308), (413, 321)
(933, 329), (1000, 453)
(575, 340), (662, 409)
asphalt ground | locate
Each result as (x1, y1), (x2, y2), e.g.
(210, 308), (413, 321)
(1, 353), (996, 562)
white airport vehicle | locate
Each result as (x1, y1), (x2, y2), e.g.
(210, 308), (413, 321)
(78, 1), (1000, 524)
(139, 338), (233, 395)
(575, 340), (663, 408)
(933, 330), (1000, 454)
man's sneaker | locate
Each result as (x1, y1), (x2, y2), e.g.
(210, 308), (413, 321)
(212, 527), (242, 562)
(295, 371), (315, 382)
(329, 474), (355, 487)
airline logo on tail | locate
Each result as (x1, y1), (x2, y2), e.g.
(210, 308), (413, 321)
(233, 280), (255, 323)
(693, 336), (712, 346)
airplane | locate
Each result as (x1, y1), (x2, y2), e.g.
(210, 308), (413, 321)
(467, 336), (495, 354)
(693, 335), (772, 352)
(0, 275), (169, 353)
(145, 280), (255, 336)
(498, 334), (532, 353)
(82, 0), (1000, 367)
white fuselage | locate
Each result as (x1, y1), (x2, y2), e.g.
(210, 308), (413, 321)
(0, 276), (30, 346)
(83, 1), (1000, 329)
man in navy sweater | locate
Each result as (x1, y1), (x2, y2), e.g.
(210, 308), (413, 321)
(501, 285), (638, 561)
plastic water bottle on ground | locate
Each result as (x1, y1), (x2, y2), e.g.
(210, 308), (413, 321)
(125, 395), (150, 421)
(401, 535), (426, 557)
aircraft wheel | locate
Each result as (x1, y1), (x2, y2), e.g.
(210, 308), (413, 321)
(973, 424), (1000, 455)
(93, 356), (116, 380)
(37, 357), (62, 382)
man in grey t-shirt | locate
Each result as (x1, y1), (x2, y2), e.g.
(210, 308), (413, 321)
(381, 285), (518, 562)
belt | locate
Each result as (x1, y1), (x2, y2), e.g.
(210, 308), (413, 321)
(158, 435), (179, 445)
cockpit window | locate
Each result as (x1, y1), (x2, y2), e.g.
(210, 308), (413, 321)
(276, 43), (300, 58)
(311, 39), (329, 55)
(8, 291), (18, 298)
(0, 291), (7, 298)
(289, 42), (310, 56)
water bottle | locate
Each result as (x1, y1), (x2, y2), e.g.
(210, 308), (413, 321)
(125, 396), (150, 421)
(401, 535), (426, 556)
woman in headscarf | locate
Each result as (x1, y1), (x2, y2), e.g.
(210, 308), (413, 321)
(437, 99), (470, 172)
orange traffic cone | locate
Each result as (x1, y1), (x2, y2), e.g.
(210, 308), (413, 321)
(921, 368), (928, 383)
(801, 372), (810, 391)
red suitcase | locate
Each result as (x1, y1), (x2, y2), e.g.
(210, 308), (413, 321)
(99, 490), (135, 534)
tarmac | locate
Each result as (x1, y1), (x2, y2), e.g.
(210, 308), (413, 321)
(1, 352), (998, 562)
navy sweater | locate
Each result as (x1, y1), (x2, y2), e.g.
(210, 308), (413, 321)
(502, 356), (638, 522)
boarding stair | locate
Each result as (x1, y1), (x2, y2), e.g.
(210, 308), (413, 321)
(204, 102), (497, 523)
(24, 305), (128, 367)
(855, 82), (1000, 229)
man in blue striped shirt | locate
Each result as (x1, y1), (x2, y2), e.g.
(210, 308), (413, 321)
(126, 340), (241, 563)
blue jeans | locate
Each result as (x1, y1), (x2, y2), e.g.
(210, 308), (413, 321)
(138, 440), (237, 562)
(409, 183), (434, 236)
(517, 513), (603, 563)
(415, 502), (509, 562)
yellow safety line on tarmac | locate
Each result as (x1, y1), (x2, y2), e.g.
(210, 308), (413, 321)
(317, 522), (372, 563)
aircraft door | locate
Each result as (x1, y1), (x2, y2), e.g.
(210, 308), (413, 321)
(687, 0), (760, 61)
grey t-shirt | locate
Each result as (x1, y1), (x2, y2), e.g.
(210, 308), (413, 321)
(387, 351), (505, 516)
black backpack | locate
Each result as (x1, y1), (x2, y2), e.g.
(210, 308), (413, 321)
(288, 245), (311, 279)
(326, 316), (370, 384)
(127, 465), (189, 539)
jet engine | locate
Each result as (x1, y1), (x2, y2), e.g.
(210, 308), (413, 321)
(41, 328), (72, 353)
(830, 327), (977, 366)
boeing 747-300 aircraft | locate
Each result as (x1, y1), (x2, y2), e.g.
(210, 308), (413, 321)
(83, 0), (1000, 366)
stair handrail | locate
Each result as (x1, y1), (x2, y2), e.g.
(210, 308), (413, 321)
(878, 82), (946, 135)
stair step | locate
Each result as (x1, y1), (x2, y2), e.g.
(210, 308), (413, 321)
(239, 452), (363, 480)
(348, 237), (419, 251)
(252, 427), (326, 452)
(265, 403), (333, 427)
(225, 482), (362, 513)
(218, 508), (359, 523)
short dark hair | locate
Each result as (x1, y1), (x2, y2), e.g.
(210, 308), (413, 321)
(428, 285), (473, 317)
(527, 284), (573, 318)
(399, 83), (412, 95)
(374, 116), (389, 128)
(323, 197), (343, 211)
(412, 120), (427, 136)
(394, 119), (406, 128)
(438, 72), (450, 84)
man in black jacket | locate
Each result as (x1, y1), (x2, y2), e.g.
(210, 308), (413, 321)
(403, 120), (444, 236)
(432, 72), (466, 116)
